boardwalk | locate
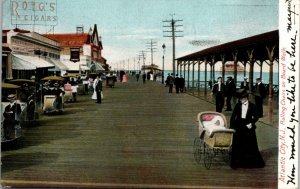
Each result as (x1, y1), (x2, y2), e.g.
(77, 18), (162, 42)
(1, 76), (278, 189)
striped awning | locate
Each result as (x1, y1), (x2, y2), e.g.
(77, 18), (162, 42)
(48, 58), (69, 71)
(60, 59), (90, 71)
(89, 62), (105, 71)
(12, 54), (55, 70)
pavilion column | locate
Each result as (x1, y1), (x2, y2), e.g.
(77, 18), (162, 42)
(187, 61), (191, 91)
(192, 60), (195, 95)
(266, 45), (276, 99)
(220, 54), (226, 82)
(179, 61), (182, 76)
(266, 45), (276, 122)
(183, 61), (186, 86)
(243, 60), (247, 77)
(176, 61), (179, 76)
(197, 59), (201, 96)
(181, 62), (183, 76)
(259, 60), (264, 80)
(232, 50), (238, 85)
(247, 49), (255, 93)
(209, 62), (213, 82)
(204, 58), (208, 97)
(211, 55), (215, 82)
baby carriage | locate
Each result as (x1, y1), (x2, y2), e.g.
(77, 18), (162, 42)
(193, 111), (235, 169)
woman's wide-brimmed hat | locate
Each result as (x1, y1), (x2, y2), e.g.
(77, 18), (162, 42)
(235, 88), (250, 98)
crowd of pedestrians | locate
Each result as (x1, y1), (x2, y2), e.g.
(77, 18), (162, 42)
(208, 76), (267, 169)
(165, 73), (185, 93)
(210, 76), (267, 117)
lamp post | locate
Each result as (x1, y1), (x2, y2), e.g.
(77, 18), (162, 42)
(162, 44), (166, 84)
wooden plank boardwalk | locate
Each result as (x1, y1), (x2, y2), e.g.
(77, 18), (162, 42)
(1, 76), (278, 188)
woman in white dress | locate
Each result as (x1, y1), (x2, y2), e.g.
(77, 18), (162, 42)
(91, 77), (98, 100)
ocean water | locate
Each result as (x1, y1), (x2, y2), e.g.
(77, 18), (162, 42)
(163, 70), (279, 85)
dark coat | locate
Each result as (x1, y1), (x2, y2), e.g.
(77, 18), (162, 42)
(225, 80), (236, 97)
(96, 80), (103, 92)
(230, 101), (265, 168)
(212, 82), (225, 95)
(212, 82), (226, 112)
(230, 101), (258, 130)
(174, 76), (180, 86)
(95, 80), (103, 103)
(3, 102), (22, 132)
(240, 81), (249, 90)
(254, 82), (266, 99)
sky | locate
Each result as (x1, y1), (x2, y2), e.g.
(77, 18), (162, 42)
(2, 0), (279, 71)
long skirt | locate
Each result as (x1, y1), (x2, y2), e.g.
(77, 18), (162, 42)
(91, 89), (97, 100)
(231, 125), (265, 168)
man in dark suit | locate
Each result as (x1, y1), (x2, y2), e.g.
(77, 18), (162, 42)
(168, 74), (174, 93)
(240, 77), (249, 90)
(3, 94), (22, 140)
(225, 76), (236, 111)
(95, 76), (103, 103)
(254, 78), (266, 117)
(230, 89), (265, 169)
(179, 75), (185, 93)
(211, 76), (225, 113)
(174, 74), (180, 93)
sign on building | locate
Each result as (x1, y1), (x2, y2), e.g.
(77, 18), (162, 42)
(70, 48), (80, 63)
(10, 0), (58, 26)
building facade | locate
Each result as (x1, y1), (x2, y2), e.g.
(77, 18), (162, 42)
(2, 28), (65, 81)
(43, 24), (107, 75)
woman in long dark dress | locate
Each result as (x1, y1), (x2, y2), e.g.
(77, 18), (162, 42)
(230, 89), (265, 169)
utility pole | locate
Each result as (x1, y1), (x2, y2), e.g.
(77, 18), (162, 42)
(146, 39), (157, 67)
(137, 56), (141, 72)
(163, 15), (183, 77)
(133, 57), (136, 72)
(139, 51), (146, 73)
(128, 58), (130, 73)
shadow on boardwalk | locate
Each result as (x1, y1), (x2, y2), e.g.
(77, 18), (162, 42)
(1, 76), (278, 189)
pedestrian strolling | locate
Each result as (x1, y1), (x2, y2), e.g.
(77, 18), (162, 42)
(91, 76), (98, 100)
(95, 76), (103, 104)
(230, 88), (265, 169)
(174, 74), (180, 93)
(3, 94), (21, 140)
(168, 74), (174, 93)
(142, 73), (146, 84)
(254, 78), (266, 117)
(225, 76), (236, 111)
(240, 77), (249, 90)
(165, 73), (171, 87)
(179, 75), (185, 92)
(211, 76), (225, 113)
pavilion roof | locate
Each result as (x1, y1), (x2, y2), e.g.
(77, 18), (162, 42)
(177, 30), (279, 62)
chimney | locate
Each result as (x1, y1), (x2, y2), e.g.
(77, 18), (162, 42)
(76, 25), (84, 34)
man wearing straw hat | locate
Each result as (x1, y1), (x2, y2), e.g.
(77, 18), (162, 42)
(230, 89), (265, 169)
(3, 94), (21, 140)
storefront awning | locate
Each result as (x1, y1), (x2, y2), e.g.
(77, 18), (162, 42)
(12, 54), (55, 70)
(96, 62), (105, 71)
(89, 62), (105, 71)
(61, 59), (90, 71)
(48, 58), (69, 71)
